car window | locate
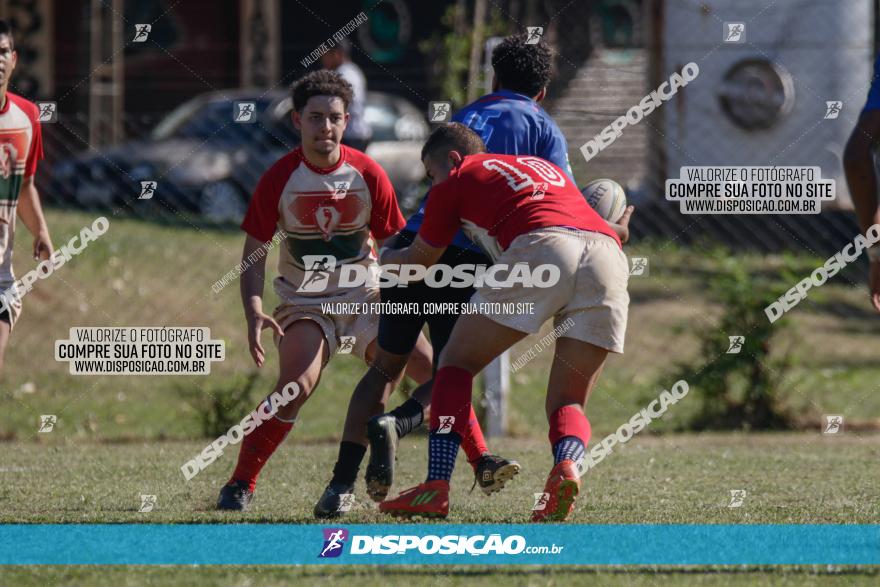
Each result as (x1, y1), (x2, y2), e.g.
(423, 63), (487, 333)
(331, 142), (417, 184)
(364, 102), (398, 142)
(152, 98), (274, 142)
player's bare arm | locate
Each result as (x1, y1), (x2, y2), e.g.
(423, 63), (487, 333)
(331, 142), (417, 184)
(240, 234), (283, 367)
(843, 110), (880, 311)
(380, 234), (445, 268)
(16, 176), (53, 261)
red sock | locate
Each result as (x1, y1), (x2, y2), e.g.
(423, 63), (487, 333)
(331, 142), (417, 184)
(548, 404), (591, 446)
(230, 415), (293, 491)
(461, 406), (489, 466)
(429, 365), (473, 438)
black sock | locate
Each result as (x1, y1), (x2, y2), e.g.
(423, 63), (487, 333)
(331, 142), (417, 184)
(389, 397), (424, 438)
(330, 441), (367, 486)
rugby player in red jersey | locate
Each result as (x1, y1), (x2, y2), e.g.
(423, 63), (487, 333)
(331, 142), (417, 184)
(379, 123), (629, 521)
(216, 71), (433, 511)
(0, 20), (54, 372)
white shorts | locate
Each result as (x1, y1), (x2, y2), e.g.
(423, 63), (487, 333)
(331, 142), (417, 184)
(470, 227), (629, 353)
(272, 277), (379, 360)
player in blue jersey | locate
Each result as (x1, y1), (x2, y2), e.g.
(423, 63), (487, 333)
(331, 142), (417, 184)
(313, 33), (634, 516)
(844, 54), (880, 312)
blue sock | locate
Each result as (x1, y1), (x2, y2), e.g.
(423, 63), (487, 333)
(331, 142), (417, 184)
(427, 432), (461, 482)
(553, 435), (585, 465)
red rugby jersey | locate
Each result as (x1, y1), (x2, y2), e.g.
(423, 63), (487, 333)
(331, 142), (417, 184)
(418, 153), (620, 260)
(241, 145), (404, 297)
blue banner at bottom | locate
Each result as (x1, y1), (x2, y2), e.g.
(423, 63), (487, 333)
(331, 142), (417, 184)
(1, 524), (877, 565)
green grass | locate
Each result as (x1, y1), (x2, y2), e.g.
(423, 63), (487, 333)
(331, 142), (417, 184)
(1, 434), (878, 584)
(2, 209), (878, 444)
(2, 209), (879, 584)
(1, 434), (876, 524)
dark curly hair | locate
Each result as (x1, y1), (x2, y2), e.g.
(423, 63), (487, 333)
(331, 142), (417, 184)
(291, 70), (354, 112)
(421, 122), (486, 162)
(491, 32), (552, 97)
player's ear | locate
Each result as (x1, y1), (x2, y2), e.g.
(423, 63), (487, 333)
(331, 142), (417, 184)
(449, 151), (463, 167)
(292, 109), (302, 131)
(491, 75), (499, 92)
(534, 87), (547, 102)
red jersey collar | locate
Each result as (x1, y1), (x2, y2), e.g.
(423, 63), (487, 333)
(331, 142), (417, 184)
(298, 144), (347, 174)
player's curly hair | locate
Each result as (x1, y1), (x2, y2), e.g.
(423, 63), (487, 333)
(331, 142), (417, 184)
(291, 70), (354, 112)
(421, 122), (486, 161)
(491, 32), (552, 97)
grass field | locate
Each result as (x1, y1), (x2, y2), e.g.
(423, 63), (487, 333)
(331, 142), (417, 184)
(2, 209), (879, 443)
(1, 209), (879, 584)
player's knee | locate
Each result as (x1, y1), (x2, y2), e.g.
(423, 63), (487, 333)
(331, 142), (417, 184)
(370, 351), (409, 383)
(272, 377), (316, 419)
(437, 346), (477, 373)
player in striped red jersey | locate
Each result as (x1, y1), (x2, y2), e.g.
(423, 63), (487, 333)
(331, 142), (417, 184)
(215, 71), (436, 511)
(0, 20), (54, 372)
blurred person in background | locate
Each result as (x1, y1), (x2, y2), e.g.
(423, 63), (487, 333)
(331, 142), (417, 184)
(0, 19), (54, 372)
(321, 38), (372, 151)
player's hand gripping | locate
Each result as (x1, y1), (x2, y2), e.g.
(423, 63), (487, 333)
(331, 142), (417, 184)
(609, 205), (635, 244)
(246, 309), (284, 367)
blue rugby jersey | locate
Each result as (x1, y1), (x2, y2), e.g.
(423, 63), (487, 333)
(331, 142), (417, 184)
(405, 90), (573, 251)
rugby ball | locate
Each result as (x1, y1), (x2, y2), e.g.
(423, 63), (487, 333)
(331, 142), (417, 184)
(581, 179), (627, 223)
